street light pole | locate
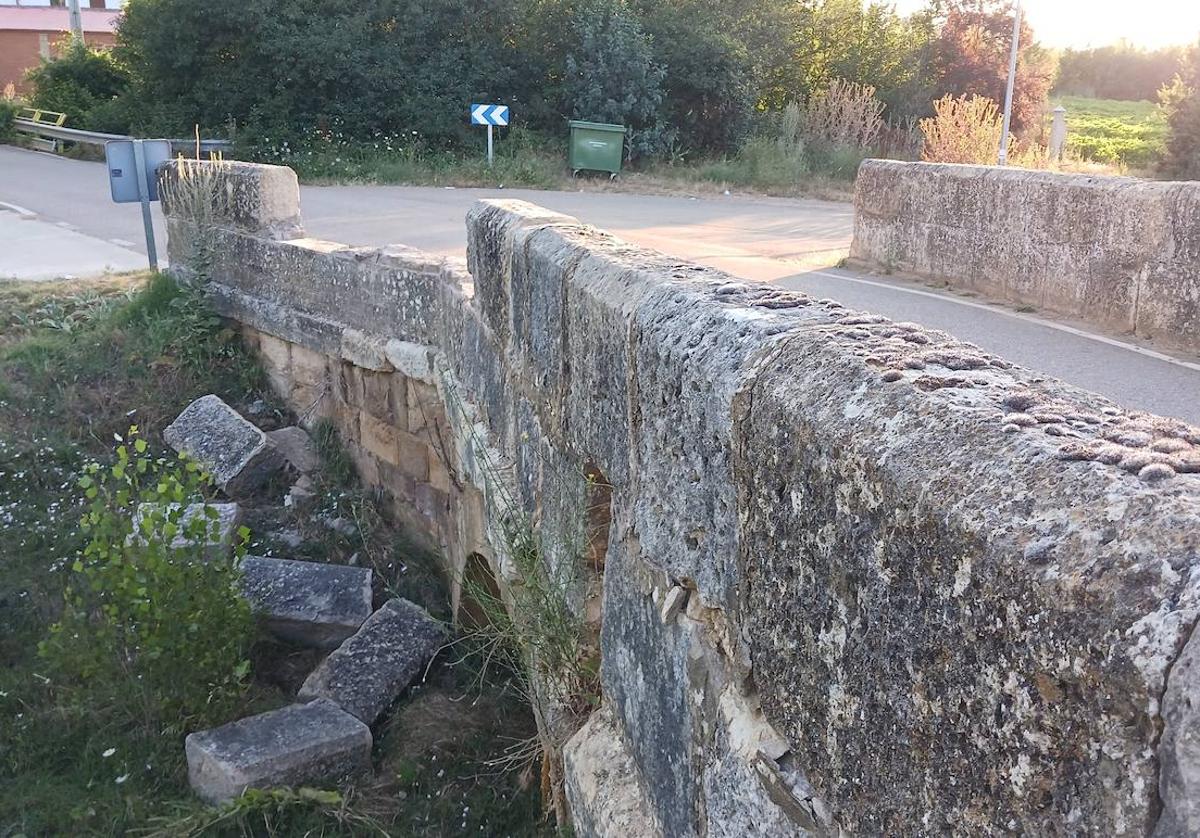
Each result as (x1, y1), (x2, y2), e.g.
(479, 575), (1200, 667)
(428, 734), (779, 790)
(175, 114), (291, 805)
(997, 0), (1021, 165)
(67, 0), (84, 43)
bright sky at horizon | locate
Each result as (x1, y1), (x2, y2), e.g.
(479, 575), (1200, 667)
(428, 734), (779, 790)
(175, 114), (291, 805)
(890, 0), (1200, 50)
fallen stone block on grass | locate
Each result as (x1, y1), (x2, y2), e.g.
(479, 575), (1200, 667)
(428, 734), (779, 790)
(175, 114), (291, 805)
(266, 426), (321, 473)
(129, 502), (241, 560)
(185, 698), (371, 805)
(165, 394), (283, 495)
(240, 556), (373, 649)
(298, 598), (445, 724)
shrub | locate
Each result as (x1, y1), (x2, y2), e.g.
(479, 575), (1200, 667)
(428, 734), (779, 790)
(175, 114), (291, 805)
(637, 4), (754, 154)
(0, 98), (17, 142)
(801, 79), (885, 150)
(563, 0), (670, 160)
(24, 37), (130, 130)
(38, 428), (255, 734)
(1160, 41), (1200, 180)
(920, 93), (1004, 164)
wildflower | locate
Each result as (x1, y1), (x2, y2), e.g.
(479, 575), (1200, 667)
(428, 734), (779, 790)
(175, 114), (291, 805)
(115, 773), (129, 785)
(102, 747), (116, 758)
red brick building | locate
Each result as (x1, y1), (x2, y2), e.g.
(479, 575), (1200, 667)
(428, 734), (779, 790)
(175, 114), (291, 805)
(0, 3), (122, 95)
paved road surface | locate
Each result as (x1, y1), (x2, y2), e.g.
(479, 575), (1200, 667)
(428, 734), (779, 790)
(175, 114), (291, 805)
(2, 145), (1198, 424)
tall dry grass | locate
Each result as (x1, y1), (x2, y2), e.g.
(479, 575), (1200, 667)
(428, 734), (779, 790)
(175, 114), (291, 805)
(920, 94), (1051, 168)
(800, 79), (885, 150)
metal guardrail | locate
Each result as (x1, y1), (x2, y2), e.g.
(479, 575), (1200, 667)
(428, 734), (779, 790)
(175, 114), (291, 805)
(13, 118), (234, 153)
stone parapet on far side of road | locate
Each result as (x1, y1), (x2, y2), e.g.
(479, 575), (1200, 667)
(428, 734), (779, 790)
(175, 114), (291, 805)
(849, 159), (1200, 355)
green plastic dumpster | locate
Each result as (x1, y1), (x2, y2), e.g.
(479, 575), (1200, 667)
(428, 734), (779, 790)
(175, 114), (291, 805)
(568, 120), (626, 176)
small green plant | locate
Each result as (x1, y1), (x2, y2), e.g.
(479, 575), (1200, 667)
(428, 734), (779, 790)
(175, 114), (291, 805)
(38, 427), (256, 734)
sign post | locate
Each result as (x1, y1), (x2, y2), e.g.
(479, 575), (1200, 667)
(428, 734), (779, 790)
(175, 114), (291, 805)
(470, 104), (510, 167)
(105, 139), (173, 271)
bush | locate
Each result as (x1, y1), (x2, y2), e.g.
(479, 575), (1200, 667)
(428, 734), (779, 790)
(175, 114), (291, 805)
(637, 4), (754, 155)
(24, 37), (130, 130)
(38, 428), (255, 734)
(563, 0), (670, 160)
(800, 78), (885, 173)
(920, 93), (1004, 164)
(1160, 41), (1200, 180)
(116, 0), (525, 146)
(0, 98), (17, 142)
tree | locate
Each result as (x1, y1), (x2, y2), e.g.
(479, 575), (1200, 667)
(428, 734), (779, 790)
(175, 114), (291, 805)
(114, 0), (527, 144)
(635, 0), (755, 154)
(1160, 40), (1200, 180)
(933, 0), (1054, 135)
(1055, 43), (1183, 102)
(800, 0), (939, 122)
(24, 37), (130, 130)
(562, 0), (669, 159)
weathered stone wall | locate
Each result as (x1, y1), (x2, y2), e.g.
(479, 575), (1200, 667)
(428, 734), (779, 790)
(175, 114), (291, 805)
(163, 161), (1200, 837)
(850, 160), (1200, 354)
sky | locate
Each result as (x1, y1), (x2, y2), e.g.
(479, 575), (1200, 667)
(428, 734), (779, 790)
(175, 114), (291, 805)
(891, 0), (1200, 49)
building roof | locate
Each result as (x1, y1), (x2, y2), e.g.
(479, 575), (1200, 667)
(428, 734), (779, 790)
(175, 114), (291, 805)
(0, 7), (119, 34)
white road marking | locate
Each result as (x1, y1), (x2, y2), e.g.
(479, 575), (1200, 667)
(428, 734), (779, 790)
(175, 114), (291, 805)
(806, 269), (1200, 374)
(0, 200), (36, 218)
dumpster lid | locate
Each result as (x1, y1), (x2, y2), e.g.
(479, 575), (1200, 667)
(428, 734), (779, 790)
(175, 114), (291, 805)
(567, 120), (627, 133)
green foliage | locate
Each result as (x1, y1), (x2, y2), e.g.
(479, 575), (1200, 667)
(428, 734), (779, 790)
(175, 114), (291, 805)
(0, 276), (278, 836)
(563, 0), (669, 160)
(1055, 96), (1168, 169)
(635, 1), (754, 154)
(115, 0), (525, 144)
(1160, 41), (1200, 180)
(248, 125), (566, 189)
(24, 37), (131, 130)
(0, 98), (18, 142)
(801, 0), (940, 122)
(1055, 43), (1183, 102)
(38, 428), (255, 732)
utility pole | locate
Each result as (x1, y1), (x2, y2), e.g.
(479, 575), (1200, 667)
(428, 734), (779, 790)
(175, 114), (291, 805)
(67, 0), (84, 43)
(997, 0), (1021, 165)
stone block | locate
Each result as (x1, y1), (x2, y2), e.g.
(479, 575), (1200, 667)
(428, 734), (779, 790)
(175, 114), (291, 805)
(130, 501), (241, 560)
(384, 339), (434, 380)
(164, 395), (283, 495)
(346, 442), (381, 487)
(564, 706), (663, 838)
(257, 333), (292, 378)
(290, 344), (330, 387)
(359, 412), (399, 466)
(397, 431), (430, 482)
(338, 363), (364, 408)
(1157, 626), (1200, 837)
(298, 598), (446, 724)
(266, 426), (321, 474)
(185, 698), (371, 805)
(405, 379), (439, 436)
(340, 328), (393, 372)
(160, 159), (304, 240)
(360, 371), (394, 422)
(387, 372), (409, 424)
(240, 557), (373, 649)
(427, 449), (452, 493)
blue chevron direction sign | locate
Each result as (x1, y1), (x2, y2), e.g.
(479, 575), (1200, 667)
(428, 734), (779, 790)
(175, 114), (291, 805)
(470, 104), (509, 126)
(471, 104), (510, 167)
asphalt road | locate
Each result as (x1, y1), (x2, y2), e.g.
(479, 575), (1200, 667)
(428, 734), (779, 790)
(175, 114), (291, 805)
(3, 144), (1198, 424)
